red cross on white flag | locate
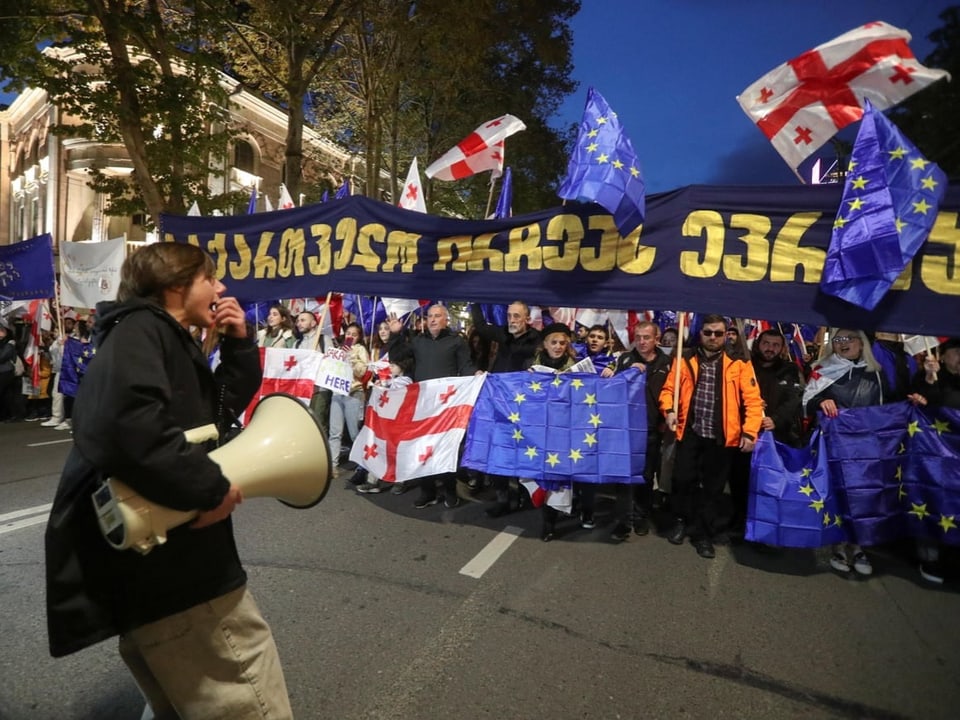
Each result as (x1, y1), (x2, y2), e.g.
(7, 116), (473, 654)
(425, 114), (526, 181)
(243, 347), (325, 422)
(736, 21), (950, 169)
(349, 374), (487, 482)
(278, 183), (296, 210)
(398, 157), (427, 213)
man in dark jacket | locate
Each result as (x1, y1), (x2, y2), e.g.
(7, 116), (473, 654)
(604, 321), (671, 539)
(387, 304), (476, 508)
(45, 243), (292, 718)
(471, 301), (541, 516)
(729, 329), (803, 538)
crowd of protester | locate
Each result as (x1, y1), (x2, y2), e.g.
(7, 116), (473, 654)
(3, 299), (956, 585)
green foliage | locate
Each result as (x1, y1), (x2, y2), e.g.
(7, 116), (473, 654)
(891, 6), (960, 179)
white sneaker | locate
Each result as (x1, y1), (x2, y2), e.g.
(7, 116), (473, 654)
(55, 420), (72, 431)
(41, 418), (63, 427)
(830, 552), (851, 573)
(852, 551), (873, 576)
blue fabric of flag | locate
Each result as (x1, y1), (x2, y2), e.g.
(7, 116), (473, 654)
(747, 430), (847, 548)
(335, 180), (351, 199)
(821, 100), (948, 310)
(0, 234), (55, 301)
(462, 369), (647, 483)
(476, 303), (508, 327)
(493, 167), (513, 220)
(246, 186), (257, 214)
(557, 87), (645, 237)
(901, 406), (960, 547)
(59, 337), (95, 398)
(821, 403), (912, 546)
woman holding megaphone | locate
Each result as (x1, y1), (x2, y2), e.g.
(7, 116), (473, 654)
(45, 243), (293, 719)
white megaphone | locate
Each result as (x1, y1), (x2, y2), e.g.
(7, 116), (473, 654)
(92, 393), (332, 555)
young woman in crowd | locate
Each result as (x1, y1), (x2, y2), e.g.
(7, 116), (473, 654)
(256, 302), (295, 348)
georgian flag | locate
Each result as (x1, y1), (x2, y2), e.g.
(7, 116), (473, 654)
(350, 375), (487, 483)
(737, 21), (950, 169)
(801, 354), (878, 410)
(519, 479), (573, 514)
(397, 158), (427, 213)
(425, 115), (526, 181)
(278, 183), (296, 209)
(244, 348), (324, 422)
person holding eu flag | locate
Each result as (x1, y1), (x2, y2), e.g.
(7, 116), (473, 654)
(803, 328), (891, 577)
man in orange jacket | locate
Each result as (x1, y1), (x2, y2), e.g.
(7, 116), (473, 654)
(658, 314), (763, 559)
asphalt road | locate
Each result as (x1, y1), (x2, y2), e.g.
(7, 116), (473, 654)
(1, 420), (958, 720)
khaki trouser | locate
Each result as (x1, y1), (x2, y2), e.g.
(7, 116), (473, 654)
(118, 587), (292, 720)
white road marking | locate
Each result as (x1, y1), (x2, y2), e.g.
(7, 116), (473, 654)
(26, 438), (73, 447)
(459, 526), (524, 579)
(0, 504), (52, 536)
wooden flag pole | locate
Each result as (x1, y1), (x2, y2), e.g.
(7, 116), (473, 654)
(312, 291), (333, 351)
(671, 311), (686, 417)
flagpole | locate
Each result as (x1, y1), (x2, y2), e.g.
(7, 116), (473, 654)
(671, 310), (686, 416)
(484, 141), (506, 218)
(313, 291), (333, 351)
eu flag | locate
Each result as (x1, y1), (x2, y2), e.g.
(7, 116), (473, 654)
(897, 405), (960, 547)
(462, 369), (647, 483)
(747, 430), (847, 548)
(557, 87), (645, 238)
(493, 167), (513, 220)
(821, 100), (947, 310)
(59, 337), (95, 398)
(0, 234), (55, 301)
(335, 179), (351, 199)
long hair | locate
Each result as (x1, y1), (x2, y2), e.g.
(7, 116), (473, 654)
(118, 243), (215, 306)
(264, 302), (294, 338)
(818, 328), (881, 372)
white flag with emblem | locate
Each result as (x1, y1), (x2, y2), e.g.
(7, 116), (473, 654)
(397, 158), (427, 213)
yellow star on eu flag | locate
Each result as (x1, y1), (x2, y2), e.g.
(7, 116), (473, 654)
(833, 216), (847, 229)
(939, 515), (957, 533)
(912, 198), (932, 215)
(809, 498), (825, 512)
(583, 432), (597, 447)
(897, 442), (906, 455)
(932, 418), (950, 435)
(596, 153), (609, 164)
(910, 156), (931, 170)
(508, 411), (520, 423)
(586, 128), (598, 138)
(584, 393), (597, 406)
(571, 378), (584, 390)
(514, 392), (526, 404)
(895, 217), (906, 233)
(800, 467), (812, 478)
(568, 448), (583, 462)
(921, 175), (939, 191)
(589, 413), (603, 428)
(847, 197), (865, 211)
(909, 502), (930, 520)
(888, 146), (907, 159)
(898, 484), (908, 500)
(551, 376), (563, 387)
(894, 465), (903, 481)
(586, 142), (599, 153)
(823, 512), (832, 527)
(512, 428), (524, 441)
(524, 446), (538, 459)
(907, 420), (922, 437)
(546, 452), (561, 468)
(833, 515), (843, 528)
(851, 175), (869, 189)
(528, 381), (543, 393)
(798, 483), (814, 497)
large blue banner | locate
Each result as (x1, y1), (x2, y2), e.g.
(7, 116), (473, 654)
(161, 185), (960, 336)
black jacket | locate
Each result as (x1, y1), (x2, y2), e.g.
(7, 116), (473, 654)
(911, 369), (960, 409)
(613, 347), (671, 431)
(752, 357), (803, 446)
(45, 299), (261, 657)
(388, 327), (475, 381)
(469, 306), (540, 373)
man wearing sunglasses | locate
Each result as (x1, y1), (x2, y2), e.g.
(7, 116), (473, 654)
(659, 314), (764, 559)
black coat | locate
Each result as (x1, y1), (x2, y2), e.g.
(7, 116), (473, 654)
(752, 358), (803, 446)
(469, 306), (541, 373)
(45, 299), (261, 657)
(613, 347), (671, 430)
(388, 327), (475, 381)
(912, 369), (960, 409)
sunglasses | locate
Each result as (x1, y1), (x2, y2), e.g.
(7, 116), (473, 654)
(831, 335), (860, 344)
(701, 330), (725, 337)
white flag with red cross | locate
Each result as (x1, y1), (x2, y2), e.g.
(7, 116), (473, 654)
(425, 115), (526, 181)
(737, 21), (950, 169)
(278, 183), (296, 210)
(243, 348), (324, 423)
(350, 374), (487, 483)
(397, 158), (427, 213)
